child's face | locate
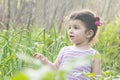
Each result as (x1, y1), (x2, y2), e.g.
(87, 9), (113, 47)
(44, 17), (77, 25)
(68, 20), (89, 45)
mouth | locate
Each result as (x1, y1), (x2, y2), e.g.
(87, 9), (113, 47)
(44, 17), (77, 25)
(69, 35), (74, 39)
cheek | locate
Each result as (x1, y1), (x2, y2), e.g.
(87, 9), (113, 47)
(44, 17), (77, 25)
(75, 30), (84, 35)
(75, 31), (86, 38)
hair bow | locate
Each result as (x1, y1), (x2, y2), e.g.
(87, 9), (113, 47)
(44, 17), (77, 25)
(95, 21), (103, 26)
(94, 16), (103, 26)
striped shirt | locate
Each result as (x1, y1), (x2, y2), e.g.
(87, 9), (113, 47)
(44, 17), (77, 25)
(56, 46), (97, 80)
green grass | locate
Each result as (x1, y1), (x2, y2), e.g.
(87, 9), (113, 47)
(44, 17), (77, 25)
(0, 19), (120, 80)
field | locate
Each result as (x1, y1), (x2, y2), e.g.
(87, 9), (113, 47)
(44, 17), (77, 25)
(0, 19), (120, 80)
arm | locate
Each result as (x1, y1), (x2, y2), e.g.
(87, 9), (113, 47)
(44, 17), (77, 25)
(47, 54), (61, 70)
(91, 52), (101, 76)
(34, 52), (62, 70)
(34, 47), (65, 70)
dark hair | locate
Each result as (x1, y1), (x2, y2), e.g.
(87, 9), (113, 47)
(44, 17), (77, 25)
(69, 10), (100, 41)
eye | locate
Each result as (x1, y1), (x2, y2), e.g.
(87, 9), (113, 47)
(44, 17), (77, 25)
(68, 26), (71, 29)
(74, 26), (79, 29)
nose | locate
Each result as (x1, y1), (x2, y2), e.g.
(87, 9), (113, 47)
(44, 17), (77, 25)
(68, 28), (73, 34)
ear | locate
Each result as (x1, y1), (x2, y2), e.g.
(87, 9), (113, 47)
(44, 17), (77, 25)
(86, 29), (94, 39)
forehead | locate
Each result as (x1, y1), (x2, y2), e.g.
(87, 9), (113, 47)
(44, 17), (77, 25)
(68, 19), (85, 26)
(68, 20), (88, 31)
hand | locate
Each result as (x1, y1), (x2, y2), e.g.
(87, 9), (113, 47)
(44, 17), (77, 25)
(34, 53), (48, 64)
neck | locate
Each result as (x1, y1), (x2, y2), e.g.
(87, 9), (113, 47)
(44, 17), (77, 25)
(73, 42), (91, 50)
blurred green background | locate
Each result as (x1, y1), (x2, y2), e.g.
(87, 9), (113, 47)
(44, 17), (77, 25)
(0, 0), (120, 80)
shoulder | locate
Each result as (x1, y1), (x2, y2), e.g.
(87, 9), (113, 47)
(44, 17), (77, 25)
(60, 46), (71, 51)
(57, 46), (70, 59)
(58, 46), (72, 55)
(58, 46), (69, 54)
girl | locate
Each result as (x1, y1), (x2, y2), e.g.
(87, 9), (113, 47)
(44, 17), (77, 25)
(34, 10), (102, 80)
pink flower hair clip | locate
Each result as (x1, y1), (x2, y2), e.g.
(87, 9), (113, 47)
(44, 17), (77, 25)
(95, 21), (103, 26)
(94, 16), (103, 26)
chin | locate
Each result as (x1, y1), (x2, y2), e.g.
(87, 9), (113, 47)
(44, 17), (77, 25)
(70, 40), (76, 44)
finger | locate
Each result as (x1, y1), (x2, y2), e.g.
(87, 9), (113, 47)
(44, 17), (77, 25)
(41, 58), (47, 64)
(35, 54), (44, 60)
(34, 53), (42, 57)
(35, 54), (40, 59)
(33, 53), (37, 57)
